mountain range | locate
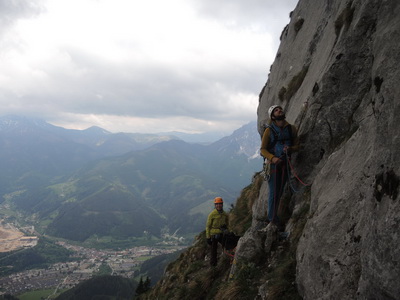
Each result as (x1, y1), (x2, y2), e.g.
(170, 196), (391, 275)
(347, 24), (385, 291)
(0, 115), (263, 243)
(0, 115), (180, 194)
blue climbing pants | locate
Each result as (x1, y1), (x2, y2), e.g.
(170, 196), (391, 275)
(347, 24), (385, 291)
(267, 162), (288, 224)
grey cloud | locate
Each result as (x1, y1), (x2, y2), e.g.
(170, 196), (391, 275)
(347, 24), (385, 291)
(39, 67), (256, 120)
(0, 0), (44, 33)
(0, 1), (297, 133)
(16, 45), (262, 121)
(189, 0), (298, 31)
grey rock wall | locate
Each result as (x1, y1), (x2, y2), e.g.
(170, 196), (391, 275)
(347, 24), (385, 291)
(253, 0), (400, 299)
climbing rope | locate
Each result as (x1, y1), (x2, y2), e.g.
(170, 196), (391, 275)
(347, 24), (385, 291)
(224, 248), (236, 260)
(285, 151), (311, 192)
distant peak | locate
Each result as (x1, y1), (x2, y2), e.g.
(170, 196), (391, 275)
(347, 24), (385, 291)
(83, 126), (111, 135)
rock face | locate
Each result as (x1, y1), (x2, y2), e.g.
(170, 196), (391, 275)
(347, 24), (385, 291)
(138, 1), (399, 299)
(254, 0), (400, 299)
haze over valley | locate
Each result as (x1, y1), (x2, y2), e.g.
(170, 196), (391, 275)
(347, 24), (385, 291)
(0, 115), (262, 246)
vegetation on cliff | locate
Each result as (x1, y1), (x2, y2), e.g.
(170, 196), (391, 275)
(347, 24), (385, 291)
(138, 174), (310, 299)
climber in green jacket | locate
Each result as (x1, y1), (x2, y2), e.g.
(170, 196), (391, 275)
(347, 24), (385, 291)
(206, 197), (230, 266)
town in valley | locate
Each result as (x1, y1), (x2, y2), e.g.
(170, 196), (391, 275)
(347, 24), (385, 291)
(0, 221), (186, 296)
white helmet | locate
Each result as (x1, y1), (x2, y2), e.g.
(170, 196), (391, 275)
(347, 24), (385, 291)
(268, 105), (282, 118)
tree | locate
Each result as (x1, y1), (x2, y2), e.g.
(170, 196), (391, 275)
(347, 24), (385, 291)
(144, 276), (151, 291)
(135, 277), (144, 296)
(135, 276), (151, 296)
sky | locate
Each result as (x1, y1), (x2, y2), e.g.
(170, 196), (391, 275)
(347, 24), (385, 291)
(0, 0), (298, 135)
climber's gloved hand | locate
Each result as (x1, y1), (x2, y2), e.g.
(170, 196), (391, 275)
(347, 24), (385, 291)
(206, 238), (212, 245)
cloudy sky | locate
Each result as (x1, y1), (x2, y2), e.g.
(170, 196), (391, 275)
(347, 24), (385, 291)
(0, 0), (298, 135)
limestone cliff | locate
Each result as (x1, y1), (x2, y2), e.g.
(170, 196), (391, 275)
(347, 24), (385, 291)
(256, 0), (400, 299)
(139, 0), (400, 299)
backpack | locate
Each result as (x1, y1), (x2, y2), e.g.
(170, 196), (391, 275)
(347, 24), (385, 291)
(221, 232), (240, 250)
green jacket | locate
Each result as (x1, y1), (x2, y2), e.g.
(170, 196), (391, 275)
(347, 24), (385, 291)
(206, 209), (229, 239)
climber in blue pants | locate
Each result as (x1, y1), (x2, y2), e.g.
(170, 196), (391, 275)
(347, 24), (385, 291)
(268, 161), (288, 225)
(260, 105), (299, 230)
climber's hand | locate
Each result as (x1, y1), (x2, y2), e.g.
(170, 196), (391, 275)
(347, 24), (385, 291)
(272, 157), (281, 164)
